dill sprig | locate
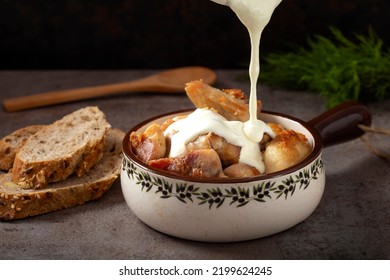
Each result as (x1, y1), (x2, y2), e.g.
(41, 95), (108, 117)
(260, 27), (390, 107)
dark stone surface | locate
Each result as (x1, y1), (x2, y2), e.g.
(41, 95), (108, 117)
(0, 70), (389, 259)
(1, 0), (389, 69)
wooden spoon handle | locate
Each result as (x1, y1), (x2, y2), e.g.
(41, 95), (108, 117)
(3, 67), (217, 112)
(2, 77), (161, 112)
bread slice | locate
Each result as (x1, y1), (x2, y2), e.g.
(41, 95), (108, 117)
(0, 128), (124, 220)
(12, 106), (110, 189)
(0, 125), (46, 171)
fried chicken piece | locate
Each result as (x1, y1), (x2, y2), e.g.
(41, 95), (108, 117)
(148, 149), (224, 178)
(267, 123), (285, 136)
(185, 80), (262, 122)
(263, 130), (312, 174)
(130, 124), (167, 163)
(207, 133), (240, 167)
(223, 163), (261, 178)
(186, 134), (211, 151)
(186, 133), (241, 168)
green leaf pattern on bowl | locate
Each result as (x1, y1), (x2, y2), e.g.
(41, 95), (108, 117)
(122, 158), (323, 209)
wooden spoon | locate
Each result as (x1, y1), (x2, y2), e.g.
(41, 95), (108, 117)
(3, 66), (217, 112)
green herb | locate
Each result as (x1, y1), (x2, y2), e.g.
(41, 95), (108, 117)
(260, 27), (390, 107)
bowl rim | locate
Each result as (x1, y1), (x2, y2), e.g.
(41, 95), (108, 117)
(122, 109), (323, 183)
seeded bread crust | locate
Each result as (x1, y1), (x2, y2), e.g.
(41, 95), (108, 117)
(12, 107), (111, 189)
(0, 128), (124, 220)
(0, 125), (46, 171)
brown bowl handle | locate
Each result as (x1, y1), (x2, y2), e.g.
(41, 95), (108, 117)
(307, 101), (372, 147)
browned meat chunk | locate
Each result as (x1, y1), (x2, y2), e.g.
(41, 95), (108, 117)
(263, 130), (311, 173)
(186, 134), (211, 151)
(207, 133), (240, 167)
(185, 80), (262, 122)
(224, 163), (261, 178)
(186, 133), (241, 167)
(149, 149), (224, 178)
(130, 124), (166, 162)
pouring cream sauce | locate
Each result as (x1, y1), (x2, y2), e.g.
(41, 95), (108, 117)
(165, 0), (282, 173)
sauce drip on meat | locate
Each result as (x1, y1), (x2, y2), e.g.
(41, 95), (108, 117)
(165, 0), (282, 173)
(165, 108), (274, 173)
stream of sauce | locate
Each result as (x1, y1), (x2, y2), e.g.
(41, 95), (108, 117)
(165, 0), (282, 173)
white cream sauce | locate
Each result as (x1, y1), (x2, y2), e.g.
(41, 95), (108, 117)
(165, 0), (282, 173)
(165, 108), (274, 172)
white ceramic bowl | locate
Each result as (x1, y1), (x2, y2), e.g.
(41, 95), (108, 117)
(121, 102), (371, 242)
